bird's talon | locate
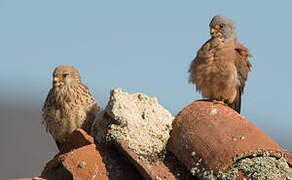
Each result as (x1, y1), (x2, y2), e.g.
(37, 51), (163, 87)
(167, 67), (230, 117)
(212, 99), (227, 106)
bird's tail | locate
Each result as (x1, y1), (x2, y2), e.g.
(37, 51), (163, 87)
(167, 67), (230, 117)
(229, 89), (241, 114)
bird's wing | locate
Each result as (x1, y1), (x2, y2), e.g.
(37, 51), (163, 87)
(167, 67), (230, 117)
(188, 38), (218, 91)
(79, 84), (100, 109)
(79, 83), (100, 133)
(230, 42), (252, 113)
(235, 42), (252, 93)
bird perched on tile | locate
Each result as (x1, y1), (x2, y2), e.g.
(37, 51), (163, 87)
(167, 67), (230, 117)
(42, 65), (100, 150)
(189, 15), (252, 113)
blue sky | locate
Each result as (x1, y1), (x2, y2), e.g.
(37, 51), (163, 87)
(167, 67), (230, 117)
(0, 1), (291, 149)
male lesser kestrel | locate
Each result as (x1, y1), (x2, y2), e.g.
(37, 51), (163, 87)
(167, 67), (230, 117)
(42, 65), (100, 150)
(189, 15), (252, 113)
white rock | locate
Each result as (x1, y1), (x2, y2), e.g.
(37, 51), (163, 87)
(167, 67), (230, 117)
(105, 88), (174, 157)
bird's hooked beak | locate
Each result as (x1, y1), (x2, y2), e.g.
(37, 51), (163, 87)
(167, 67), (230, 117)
(211, 26), (222, 38)
(210, 25), (223, 38)
(210, 27), (218, 36)
(53, 75), (63, 84)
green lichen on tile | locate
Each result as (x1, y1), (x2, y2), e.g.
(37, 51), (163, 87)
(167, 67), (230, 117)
(220, 156), (292, 180)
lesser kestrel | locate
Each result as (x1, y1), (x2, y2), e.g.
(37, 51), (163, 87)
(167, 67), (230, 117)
(189, 15), (252, 113)
(42, 65), (100, 150)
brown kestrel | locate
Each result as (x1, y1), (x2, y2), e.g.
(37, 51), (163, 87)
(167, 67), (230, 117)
(42, 65), (100, 150)
(189, 15), (252, 113)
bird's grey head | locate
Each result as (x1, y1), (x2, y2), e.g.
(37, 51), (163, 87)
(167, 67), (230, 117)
(209, 15), (236, 41)
(52, 65), (81, 87)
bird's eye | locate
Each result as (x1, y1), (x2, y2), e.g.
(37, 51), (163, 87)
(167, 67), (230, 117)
(219, 24), (224, 29)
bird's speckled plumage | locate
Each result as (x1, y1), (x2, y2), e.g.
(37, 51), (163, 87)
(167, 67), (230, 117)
(42, 65), (99, 150)
(189, 15), (252, 113)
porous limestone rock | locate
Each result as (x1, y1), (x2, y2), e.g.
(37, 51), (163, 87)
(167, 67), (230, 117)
(105, 88), (174, 158)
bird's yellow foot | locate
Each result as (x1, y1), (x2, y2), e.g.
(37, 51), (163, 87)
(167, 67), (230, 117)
(212, 99), (227, 106)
